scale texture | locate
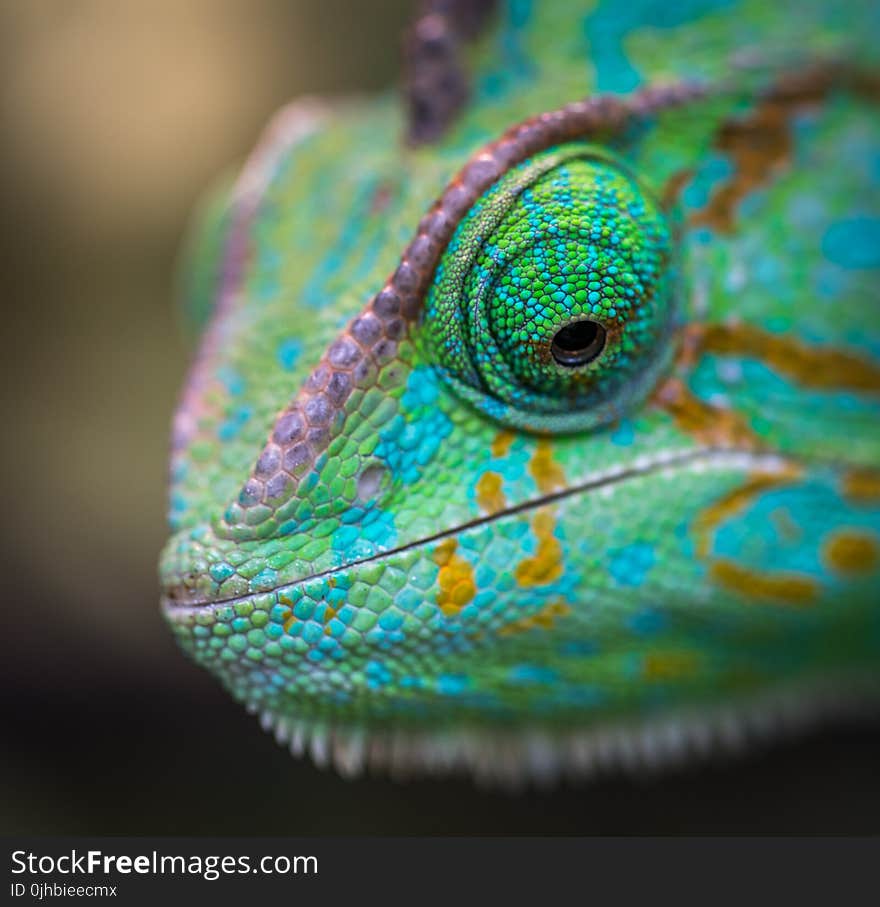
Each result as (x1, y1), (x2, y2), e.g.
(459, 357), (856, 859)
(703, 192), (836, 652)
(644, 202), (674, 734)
(160, 0), (880, 781)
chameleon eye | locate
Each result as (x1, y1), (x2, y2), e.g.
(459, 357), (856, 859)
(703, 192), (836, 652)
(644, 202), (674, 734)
(421, 143), (677, 432)
(550, 318), (606, 367)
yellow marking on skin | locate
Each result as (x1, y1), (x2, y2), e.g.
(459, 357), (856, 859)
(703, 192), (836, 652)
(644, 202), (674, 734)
(643, 651), (699, 681)
(671, 322), (880, 458)
(433, 538), (476, 616)
(842, 468), (880, 504)
(823, 529), (879, 576)
(529, 439), (567, 494)
(515, 509), (564, 587)
(279, 607), (296, 634)
(689, 98), (795, 234)
(433, 537), (457, 567)
(692, 468), (801, 558)
(653, 377), (758, 448)
(476, 471), (506, 515)
(498, 599), (571, 637)
(322, 604), (339, 635)
(709, 558), (818, 605)
(700, 323), (880, 392)
(661, 168), (695, 210)
(687, 70), (880, 233)
(491, 430), (515, 458)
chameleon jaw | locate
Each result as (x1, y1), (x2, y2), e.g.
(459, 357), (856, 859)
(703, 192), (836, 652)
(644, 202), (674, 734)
(160, 445), (793, 617)
(160, 439), (879, 784)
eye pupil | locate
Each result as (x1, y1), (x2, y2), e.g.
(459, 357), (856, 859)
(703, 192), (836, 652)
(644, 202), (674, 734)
(550, 320), (606, 368)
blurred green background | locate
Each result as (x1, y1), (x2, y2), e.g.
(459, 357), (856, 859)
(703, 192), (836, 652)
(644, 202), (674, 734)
(2, 0), (878, 834)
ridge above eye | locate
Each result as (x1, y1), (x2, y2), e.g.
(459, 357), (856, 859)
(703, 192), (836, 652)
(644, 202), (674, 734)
(420, 143), (679, 434)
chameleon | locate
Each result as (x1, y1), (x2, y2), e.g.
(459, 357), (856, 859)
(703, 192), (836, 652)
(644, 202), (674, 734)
(160, 0), (880, 784)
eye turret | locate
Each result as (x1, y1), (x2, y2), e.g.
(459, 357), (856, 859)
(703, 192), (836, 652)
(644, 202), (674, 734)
(421, 144), (677, 432)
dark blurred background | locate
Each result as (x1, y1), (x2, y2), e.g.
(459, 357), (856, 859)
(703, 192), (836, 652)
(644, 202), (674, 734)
(1, 0), (878, 835)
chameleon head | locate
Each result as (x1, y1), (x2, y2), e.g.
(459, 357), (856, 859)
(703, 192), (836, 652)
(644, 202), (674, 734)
(160, 58), (880, 780)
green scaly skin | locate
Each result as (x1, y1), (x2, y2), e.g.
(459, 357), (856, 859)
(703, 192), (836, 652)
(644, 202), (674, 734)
(160, 0), (880, 781)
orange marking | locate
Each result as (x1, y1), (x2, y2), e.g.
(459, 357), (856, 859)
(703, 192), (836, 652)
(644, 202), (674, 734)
(823, 529), (879, 576)
(700, 323), (880, 393)
(842, 468), (880, 504)
(661, 168), (695, 210)
(529, 439), (567, 494)
(475, 471), (506, 515)
(498, 599), (571, 637)
(688, 65), (867, 233)
(322, 603), (339, 635)
(677, 322), (708, 371)
(692, 468), (801, 558)
(709, 558), (818, 605)
(491, 430), (515, 458)
(643, 651), (699, 681)
(690, 101), (794, 234)
(653, 376), (758, 448)
(515, 509), (564, 587)
(433, 538), (476, 616)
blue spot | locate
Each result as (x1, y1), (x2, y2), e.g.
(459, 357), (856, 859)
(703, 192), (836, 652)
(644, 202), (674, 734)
(270, 603), (291, 622)
(293, 599), (315, 620)
(508, 664), (559, 685)
(437, 674), (468, 695)
(608, 542), (656, 587)
(628, 607), (667, 636)
(400, 675), (426, 690)
(216, 367), (244, 396)
(365, 660), (392, 688)
(813, 261), (847, 300)
(681, 154), (734, 211)
(374, 368), (453, 485)
(378, 610), (403, 631)
(302, 622), (323, 645)
(331, 524), (360, 550)
(332, 508), (396, 558)
(277, 338), (302, 370)
(209, 563), (234, 583)
(338, 505), (365, 525)
(560, 640), (598, 656)
(476, 0), (536, 99)
(712, 475), (880, 582)
(509, 0), (532, 27)
(585, 0), (735, 92)
(325, 618), (345, 638)
(218, 404), (251, 441)
(402, 367), (442, 407)
(394, 586), (423, 613)
(317, 635), (341, 655)
(822, 218), (880, 269)
(611, 419), (635, 446)
(168, 492), (188, 528)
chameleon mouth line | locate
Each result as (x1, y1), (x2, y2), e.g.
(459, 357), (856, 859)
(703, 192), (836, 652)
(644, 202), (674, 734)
(163, 446), (791, 616)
